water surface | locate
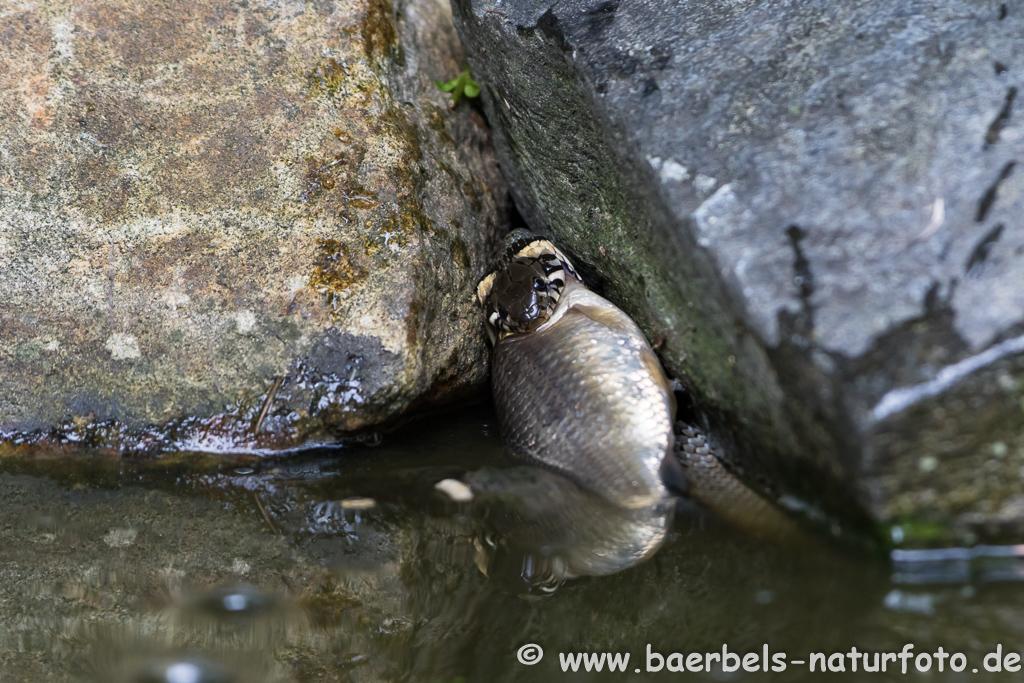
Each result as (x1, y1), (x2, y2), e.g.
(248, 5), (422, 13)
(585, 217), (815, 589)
(2, 408), (1023, 681)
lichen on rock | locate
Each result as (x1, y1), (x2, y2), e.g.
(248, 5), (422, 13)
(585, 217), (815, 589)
(0, 0), (507, 454)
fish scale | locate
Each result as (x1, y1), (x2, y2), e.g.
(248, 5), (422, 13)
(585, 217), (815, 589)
(492, 279), (674, 509)
(480, 233), (813, 546)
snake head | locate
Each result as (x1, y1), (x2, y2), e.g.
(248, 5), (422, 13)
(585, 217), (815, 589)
(477, 229), (582, 343)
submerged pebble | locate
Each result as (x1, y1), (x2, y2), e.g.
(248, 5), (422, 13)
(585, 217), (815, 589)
(435, 478), (474, 502)
(340, 497), (376, 510)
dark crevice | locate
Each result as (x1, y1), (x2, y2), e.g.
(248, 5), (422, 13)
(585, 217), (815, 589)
(505, 193), (528, 233)
(843, 280), (967, 407)
(787, 225), (814, 301)
(999, 3), (1008, 19)
(976, 161), (1016, 221)
(966, 223), (1005, 277)
(649, 44), (673, 70)
(535, 8), (569, 51)
(672, 382), (702, 427)
(984, 87), (1016, 149)
(586, 0), (620, 16)
(582, 0), (619, 37)
(922, 279), (956, 317)
(784, 224), (815, 338)
(994, 61), (1008, 75)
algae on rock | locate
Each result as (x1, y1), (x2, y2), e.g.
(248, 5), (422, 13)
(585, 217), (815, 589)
(450, 0), (1024, 545)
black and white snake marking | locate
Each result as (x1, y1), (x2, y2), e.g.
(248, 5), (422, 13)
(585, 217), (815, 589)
(477, 229), (808, 546)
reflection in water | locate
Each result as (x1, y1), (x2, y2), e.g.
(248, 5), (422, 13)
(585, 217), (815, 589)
(82, 583), (309, 683)
(169, 584), (309, 647)
(129, 657), (235, 683)
(194, 585), (276, 618)
(461, 467), (674, 595)
(892, 545), (1024, 584)
(6, 409), (1024, 681)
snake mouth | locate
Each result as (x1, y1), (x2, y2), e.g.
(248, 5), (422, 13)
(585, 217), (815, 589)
(477, 230), (583, 342)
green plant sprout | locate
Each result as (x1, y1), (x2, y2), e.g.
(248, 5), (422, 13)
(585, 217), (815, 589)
(435, 66), (480, 105)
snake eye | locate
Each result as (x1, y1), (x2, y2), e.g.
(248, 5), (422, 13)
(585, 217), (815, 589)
(533, 278), (548, 292)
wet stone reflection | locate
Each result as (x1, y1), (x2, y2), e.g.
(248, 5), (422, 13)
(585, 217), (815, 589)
(6, 410), (1024, 681)
(168, 583), (310, 650)
(189, 585), (279, 621)
(129, 657), (235, 683)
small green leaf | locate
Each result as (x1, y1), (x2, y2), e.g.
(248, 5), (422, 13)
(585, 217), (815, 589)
(434, 66), (480, 106)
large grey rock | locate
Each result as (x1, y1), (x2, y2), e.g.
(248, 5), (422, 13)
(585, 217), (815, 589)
(0, 0), (506, 454)
(451, 0), (1024, 544)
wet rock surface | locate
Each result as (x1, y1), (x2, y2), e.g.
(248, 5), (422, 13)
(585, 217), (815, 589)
(450, 0), (1024, 544)
(0, 0), (506, 453)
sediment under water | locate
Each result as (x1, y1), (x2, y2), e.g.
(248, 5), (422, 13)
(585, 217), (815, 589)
(1, 407), (1022, 682)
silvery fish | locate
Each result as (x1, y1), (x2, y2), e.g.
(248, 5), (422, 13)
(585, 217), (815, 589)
(476, 229), (684, 509)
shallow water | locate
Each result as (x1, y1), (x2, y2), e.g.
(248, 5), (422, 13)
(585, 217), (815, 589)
(3, 408), (1024, 682)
